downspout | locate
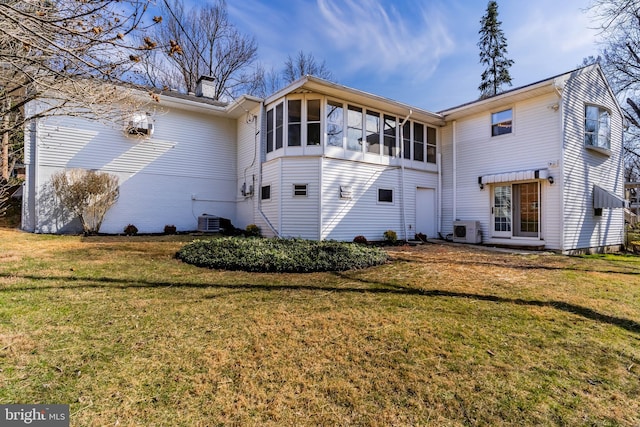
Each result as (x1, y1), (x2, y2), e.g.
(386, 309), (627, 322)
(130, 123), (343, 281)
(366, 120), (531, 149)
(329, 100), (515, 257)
(399, 110), (412, 242)
(437, 151), (442, 235)
(452, 120), (457, 221)
(318, 156), (323, 240)
(553, 80), (565, 251)
(256, 102), (280, 237)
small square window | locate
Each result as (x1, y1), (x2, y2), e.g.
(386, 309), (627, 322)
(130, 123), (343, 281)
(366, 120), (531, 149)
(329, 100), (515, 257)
(293, 184), (307, 197)
(378, 188), (393, 203)
(491, 109), (512, 136)
(261, 185), (271, 200)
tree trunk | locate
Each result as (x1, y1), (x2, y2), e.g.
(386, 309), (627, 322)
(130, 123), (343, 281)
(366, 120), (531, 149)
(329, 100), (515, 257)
(1, 114), (9, 181)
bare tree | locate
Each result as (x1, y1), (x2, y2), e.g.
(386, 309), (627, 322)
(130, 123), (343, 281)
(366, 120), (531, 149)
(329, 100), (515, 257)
(590, 0), (640, 180)
(283, 50), (334, 84)
(51, 169), (119, 235)
(141, 0), (258, 100)
(0, 0), (164, 215)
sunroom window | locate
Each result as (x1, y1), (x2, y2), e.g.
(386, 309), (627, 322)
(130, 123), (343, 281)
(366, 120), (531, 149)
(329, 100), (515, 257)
(326, 101), (344, 147)
(307, 100), (321, 145)
(365, 110), (380, 154)
(585, 105), (610, 150)
(383, 115), (397, 157)
(288, 100), (301, 147)
(266, 103), (284, 153)
(347, 105), (363, 151)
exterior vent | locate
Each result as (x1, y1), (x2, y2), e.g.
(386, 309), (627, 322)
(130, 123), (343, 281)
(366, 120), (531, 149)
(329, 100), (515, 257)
(197, 215), (220, 232)
(452, 220), (482, 244)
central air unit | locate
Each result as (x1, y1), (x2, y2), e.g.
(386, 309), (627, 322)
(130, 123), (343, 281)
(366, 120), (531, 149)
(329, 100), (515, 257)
(453, 220), (482, 244)
(197, 215), (220, 232)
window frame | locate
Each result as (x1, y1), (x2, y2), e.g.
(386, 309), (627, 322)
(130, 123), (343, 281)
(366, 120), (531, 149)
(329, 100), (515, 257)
(287, 99), (302, 147)
(326, 99), (345, 148)
(584, 104), (611, 152)
(491, 108), (513, 137)
(306, 99), (322, 146)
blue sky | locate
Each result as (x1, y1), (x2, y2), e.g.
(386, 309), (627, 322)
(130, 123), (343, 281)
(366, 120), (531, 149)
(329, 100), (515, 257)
(225, 0), (600, 111)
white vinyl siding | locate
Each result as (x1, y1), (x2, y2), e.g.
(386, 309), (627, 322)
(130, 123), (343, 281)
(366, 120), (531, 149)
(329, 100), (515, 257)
(446, 92), (563, 249)
(562, 67), (625, 251)
(280, 158), (319, 239)
(29, 107), (237, 234)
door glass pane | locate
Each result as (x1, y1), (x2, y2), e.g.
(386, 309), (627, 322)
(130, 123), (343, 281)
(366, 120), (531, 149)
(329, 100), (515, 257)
(494, 186), (511, 232)
(514, 182), (538, 237)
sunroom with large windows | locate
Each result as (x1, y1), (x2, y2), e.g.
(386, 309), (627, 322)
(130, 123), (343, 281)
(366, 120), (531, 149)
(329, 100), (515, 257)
(265, 92), (440, 171)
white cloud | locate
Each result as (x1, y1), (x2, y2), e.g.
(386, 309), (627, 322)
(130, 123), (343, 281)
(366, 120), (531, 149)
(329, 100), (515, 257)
(316, 0), (454, 80)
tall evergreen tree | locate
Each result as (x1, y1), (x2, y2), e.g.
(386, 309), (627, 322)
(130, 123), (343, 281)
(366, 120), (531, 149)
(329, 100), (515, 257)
(477, 1), (514, 98)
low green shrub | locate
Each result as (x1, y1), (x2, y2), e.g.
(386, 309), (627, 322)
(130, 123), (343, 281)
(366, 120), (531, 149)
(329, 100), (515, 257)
(245, 224), (262, 237)
(176, 237), (388, 273)
(383, 229), (398, 243)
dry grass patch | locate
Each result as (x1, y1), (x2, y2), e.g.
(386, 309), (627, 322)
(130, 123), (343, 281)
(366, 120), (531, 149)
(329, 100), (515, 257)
(0, 229), (639, 425)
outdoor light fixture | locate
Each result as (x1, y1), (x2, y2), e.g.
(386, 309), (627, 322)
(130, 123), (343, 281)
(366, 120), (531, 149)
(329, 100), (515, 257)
(478, 176), (484, 190)
(548, 176), (555, 185)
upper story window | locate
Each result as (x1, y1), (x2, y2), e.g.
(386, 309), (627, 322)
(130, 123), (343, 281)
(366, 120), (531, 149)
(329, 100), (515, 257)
(288, 100), (301, 147)
(383, 115), (397, 157)
(491, 109), (512, 136)
(585, 105), (610, 151)
(365, 110), (381, 154)
(347, 105), (363, 151)
(326, 101), (344, 147)
(401, 121), (436, 164)
(126, 112), (154, 137)
(266, 103), (284, 153)
(427, 126), (437, 163)
(307, 100), (321, 146)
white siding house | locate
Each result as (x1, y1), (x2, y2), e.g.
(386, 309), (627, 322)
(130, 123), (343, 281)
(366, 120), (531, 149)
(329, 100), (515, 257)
(21, 65), (626, 253)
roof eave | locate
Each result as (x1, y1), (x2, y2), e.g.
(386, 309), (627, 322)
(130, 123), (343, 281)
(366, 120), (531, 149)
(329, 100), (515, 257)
(266, 75), (446, 126)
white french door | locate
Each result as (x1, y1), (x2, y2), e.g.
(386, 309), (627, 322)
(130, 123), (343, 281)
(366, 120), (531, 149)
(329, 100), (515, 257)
(491, 182), (540, 239)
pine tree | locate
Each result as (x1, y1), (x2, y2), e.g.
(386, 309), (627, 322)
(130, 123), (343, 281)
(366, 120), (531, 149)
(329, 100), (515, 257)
(478, 1), (514, 98)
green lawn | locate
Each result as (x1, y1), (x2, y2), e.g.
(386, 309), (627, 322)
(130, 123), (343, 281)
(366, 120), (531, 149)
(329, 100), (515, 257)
(0, 229), (639, 426)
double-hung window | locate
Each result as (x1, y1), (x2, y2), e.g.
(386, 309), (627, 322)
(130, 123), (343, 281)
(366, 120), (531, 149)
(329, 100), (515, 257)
(491, 109), (512, 136)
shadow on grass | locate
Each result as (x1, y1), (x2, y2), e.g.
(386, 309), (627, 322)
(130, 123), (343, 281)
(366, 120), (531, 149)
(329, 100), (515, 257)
(389, 254), (640, 275)
(1, 271), (639, 335)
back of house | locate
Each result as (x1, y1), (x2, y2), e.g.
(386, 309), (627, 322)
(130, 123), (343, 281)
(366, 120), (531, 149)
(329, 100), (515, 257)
(21, 65), (626, 253)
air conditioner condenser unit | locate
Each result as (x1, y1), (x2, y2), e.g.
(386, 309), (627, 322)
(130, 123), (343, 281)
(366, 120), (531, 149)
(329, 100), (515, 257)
(452, 220), (482, 244)
(197, 215), (220, 232)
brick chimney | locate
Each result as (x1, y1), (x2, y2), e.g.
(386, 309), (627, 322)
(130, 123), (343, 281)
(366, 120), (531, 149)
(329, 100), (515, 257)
(195, 76), (216, 99)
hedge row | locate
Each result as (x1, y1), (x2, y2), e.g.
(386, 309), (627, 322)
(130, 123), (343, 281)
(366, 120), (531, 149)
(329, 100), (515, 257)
(176, 237), (388, 273)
